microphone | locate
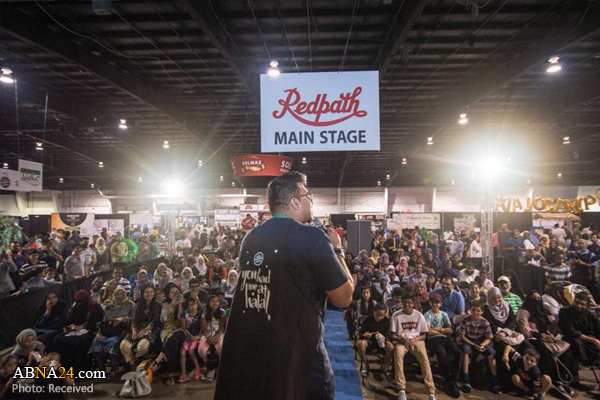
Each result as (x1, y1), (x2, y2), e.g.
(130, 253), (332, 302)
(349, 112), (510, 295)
(313, 217), (327, 233)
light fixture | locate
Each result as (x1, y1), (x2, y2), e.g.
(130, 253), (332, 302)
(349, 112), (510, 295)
(458, 113), (468, 125)
(386, 174), (390, 180)
(402, 158), (407, 165)
(119, 119), (128, 129)
(2, 163), (8, 169)
(59, 177), (64, 183)
(547, 56), (562, 73)
(377, 180), (381, 186)
(164, 181), (183, 198)
(557, 172), (562, 179)
(163, 140), (170, 149)
(231, 181), (236, 187)
(562, 136), (570, 145)
(138, 176), (143, 182)
(301, 157), (307, 164)
(198, 160), (203, 167)
(0, 68), (14, 84)
(451, 180), (455, 185)
(35, 142), (43, 151)
(527, 179), (531, 185)
(267, 61), (280, 77)
(98, 161), (104, 168)
(90, 183), (95, 188)
(219, 175), (224, 181)
(506, 157), (511, 164)
(427, 137), (433, 145)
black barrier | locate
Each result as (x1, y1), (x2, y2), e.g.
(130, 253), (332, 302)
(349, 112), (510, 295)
(0, 257), (165, 350)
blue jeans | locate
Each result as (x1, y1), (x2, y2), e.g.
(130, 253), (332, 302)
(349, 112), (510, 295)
(305, 337), (335, 400)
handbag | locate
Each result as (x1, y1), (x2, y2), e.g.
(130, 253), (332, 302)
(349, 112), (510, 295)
(498, 328), (525, 346)
(541, 335), (570, 358)
(119, 362), (153, 398)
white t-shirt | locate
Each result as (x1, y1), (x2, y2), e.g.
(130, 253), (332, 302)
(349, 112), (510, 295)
(390, 310), (428, 339)
(523, 239), (535, 250)
(176, 239), (191, 257)
(458, 268), (480, 283)
(552, 228), (566, 243)
(470, 240), (482, 258)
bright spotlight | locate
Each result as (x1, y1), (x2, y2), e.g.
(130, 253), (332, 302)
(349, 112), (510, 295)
(165, 181), (184, 197)
(481, 157), (504, 179)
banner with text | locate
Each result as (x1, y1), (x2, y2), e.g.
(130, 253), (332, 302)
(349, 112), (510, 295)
(18, 159), (43, 192)
(261, 71), (380, 152)
(391, 213), (441, 230)
(230, 154), (293, 177)
(51, 213), (94, 236)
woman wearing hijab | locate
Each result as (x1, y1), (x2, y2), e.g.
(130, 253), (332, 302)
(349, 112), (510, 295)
(12, 329), (45, 367)
(175, 267), (194, 293)
(372, 273), (392, 302)
(396, 257), (409, 277)
(52, 289), (104, 373)
(98, 278), (118, 305)
(89, 287), (134, 378)
(412, 281), (430, 313)
(94, 237), (111, 272)
(120, 285), (161, 369)
(34, 291), (68, 347)
(221, 270), (238, 304)
(517, 291), (576, 397)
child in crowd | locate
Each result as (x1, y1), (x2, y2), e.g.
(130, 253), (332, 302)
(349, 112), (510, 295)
(198, 296), (226, 368)
(155, 288), (166, 304)
(503, 347), (552, 400)
(458, 302), (501, 394)
(0, 355), (18, 398)
(465, 281), (482, 311)
(357, 303), (393, 379)
(179, 298), (202, 382)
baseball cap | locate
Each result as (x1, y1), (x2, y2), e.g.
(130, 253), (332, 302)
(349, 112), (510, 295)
(498, 276), (510, 283)
(429, 293), (442, 303)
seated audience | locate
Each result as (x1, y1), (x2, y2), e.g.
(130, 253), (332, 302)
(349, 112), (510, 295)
(357, 303), (393, 379)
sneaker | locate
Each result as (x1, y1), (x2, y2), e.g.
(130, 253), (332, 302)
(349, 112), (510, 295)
(523, 390), (534, 400)
(563, 385), (575, 396)
(360, 367), (368, 377)
(384, 369), (394, 381)
(428, 393), (437, 400)
(535, 393), (545, 400)
(590, 384), (600, 396)
(398, 389), (407, 400)
(462, 383), (472, 393)
(447, 383), (461, 398)
(491, 384), (502, 395)
(553, 385), (572, 400)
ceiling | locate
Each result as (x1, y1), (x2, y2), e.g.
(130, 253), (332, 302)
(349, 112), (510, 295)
(1, 0), (600, 191)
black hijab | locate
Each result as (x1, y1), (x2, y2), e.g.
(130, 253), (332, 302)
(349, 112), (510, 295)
(35, 291), (68, 321)
(521, 291), (549, 334)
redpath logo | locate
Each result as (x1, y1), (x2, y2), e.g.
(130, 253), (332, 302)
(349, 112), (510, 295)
(272, 87), (368, 127)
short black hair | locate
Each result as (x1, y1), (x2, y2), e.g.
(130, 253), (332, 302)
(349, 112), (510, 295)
(401, 293), (414, 301)
(189, 278), (200, 286)
(469, 301), (484, 310)
(574, 293), (590, 304)
(523, 348), (540, 361)
(392, 287), (403, 296)
(374, 302), (388, 312)
(267, 171), (307, 214)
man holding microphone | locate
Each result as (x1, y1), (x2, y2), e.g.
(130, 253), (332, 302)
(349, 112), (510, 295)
(214, 171), (354, 400)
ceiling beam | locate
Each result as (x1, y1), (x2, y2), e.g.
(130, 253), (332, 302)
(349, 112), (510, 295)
(456, 4), (600, 114)
(376, 0), (428, 76)
(0, 7), (207, 141)
(177, 0), (258, 104)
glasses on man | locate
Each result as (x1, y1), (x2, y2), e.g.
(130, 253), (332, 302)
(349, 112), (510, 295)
(298, 192), (313, 203)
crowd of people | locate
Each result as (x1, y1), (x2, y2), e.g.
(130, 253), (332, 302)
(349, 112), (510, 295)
(0, 224), (247, 398)
(346, 222), (600, 400)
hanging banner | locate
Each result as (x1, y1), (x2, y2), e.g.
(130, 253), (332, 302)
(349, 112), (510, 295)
(18, 159), (43, 192)
(51, 213), (94, 235)
(495, 191), (600, 212)
(387, 218), (402, 231)
(261, 71), (380, 152)
(391, 213), (441, 230)
(94, 219), (125, 236)
(0, 169), (20, 191)
(230, 154), (293, 177)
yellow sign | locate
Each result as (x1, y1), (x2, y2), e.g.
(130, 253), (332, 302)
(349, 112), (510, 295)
(494, 194), (598, 213)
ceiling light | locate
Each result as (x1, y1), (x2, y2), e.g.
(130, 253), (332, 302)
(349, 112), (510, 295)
(267, 61), (280, 77)
(427, 137), (433, 145)
(163, 140), (170, 149)
(557, 172), (562, 178)
(386, 174), (390, 180)
(527, 179), (531, 185)
(458, 113), (468, 124)
(90, 183), (95, 188)
(118, 119), (128, 129)
(219, 175), (224, 181)
(35, 142), (43, 151)
(301, 157), (307, 164)
(231, 181), (236, 187)
(547, 56), (562, 73)
(402, 158), (407, 165)
(451, 180), (455, 185)
(98, 161), (104, 168)
(377, 180), (381, 186)
(138, 176), (143, 182)
(0, 68), (14, 84)
(562, 136), (570, 145)
(59, 177), (64, 183)
(2, 163), (8, 169)
(506, 157), (511, 164)
(198, 160), (203, 167)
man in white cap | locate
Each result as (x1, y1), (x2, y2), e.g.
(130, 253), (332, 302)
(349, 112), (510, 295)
(497, 276), (522, 313)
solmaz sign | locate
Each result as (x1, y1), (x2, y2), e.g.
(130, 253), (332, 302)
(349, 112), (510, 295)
(261, 71), (380, 152)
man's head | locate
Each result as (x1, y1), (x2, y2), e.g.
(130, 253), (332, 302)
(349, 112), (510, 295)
(29, 251), (39, 264)
(592, 234), (598, 244)
(578, 239), (588, 252)
(401, 294), (414, 315)
(10, 242), (21, 254)
(373, 303), (387, 321)
(465, 262), (475, 275)
(441, 276), (453, 294)
(511, 229), (519, 238)
(391, 287), (403, 303)
(469, 302), (483, 319)
(522, 349), (540, 370)
(113, 267), (123, 280)
(415, 261), (423, 274)
(429, 292), (442, 311)
(574, 293), (590, 312)
(72, 244), (82, 256)
(267, 171), (312, 223)
(498, 276), (511, 294)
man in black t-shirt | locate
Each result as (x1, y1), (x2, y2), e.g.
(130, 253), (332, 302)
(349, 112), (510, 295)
(357, 303), (393, 378)
(215, 172), (354, 400)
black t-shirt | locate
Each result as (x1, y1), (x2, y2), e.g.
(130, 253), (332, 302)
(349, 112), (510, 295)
(184, 289), (209, 306)
(359, 315), (390, 338)
(510, 353), (541, 387)
(39, 250), (57, 270)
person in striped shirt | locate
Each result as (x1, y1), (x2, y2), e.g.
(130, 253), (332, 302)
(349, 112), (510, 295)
(498, 276), (522, 313)
(545, 253), (571, 283)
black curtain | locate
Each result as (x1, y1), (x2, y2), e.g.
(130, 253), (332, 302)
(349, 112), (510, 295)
(329, 214), (356, 230)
